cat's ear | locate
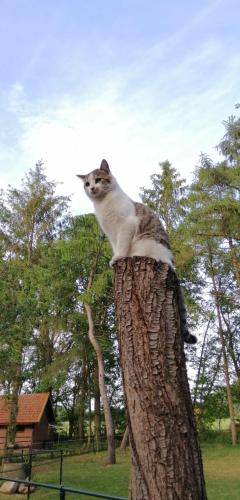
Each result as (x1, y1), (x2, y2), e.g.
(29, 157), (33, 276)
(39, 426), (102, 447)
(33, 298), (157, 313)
(76, 174), (86, 181)
(100, 159), (110, 173)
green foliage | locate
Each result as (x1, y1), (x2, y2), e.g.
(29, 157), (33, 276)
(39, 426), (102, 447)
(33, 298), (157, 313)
(140, 160), (187, 231)
(0, 106), (239, 448)
(0, 161), (70, 261)
(197, 387), (229, 430)
(217, 108), (240, 164)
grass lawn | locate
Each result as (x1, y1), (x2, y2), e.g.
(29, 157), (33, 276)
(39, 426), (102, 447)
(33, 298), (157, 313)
(0, 445), (240, 499)
(202, 444), (240, 500)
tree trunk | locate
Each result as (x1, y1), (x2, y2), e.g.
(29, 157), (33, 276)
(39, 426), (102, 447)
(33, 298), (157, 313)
(94, 362), (101, 451)
(228, 237), (240, 291)
(85, 303), (116, 464)
(77, 350), (88, 441)
(192, 319), (210, 406)
(87, 389), (93, 448)
(68, 410), (75, 439)
(209, 270), (237, 446)
(114, 257), (207, 500)
(120, 426), (129, 450)
(6, 391), (18, 459)
(220, 309), (240, 382)
(5, 353), (22, 460)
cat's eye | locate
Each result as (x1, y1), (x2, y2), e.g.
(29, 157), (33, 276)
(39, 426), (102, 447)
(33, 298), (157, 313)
(95, 177), (101, 184)
(85, 181), (90, 187)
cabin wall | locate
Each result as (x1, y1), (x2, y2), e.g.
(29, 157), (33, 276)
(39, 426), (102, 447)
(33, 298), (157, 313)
(0, 425), (33, 453)
(32, 410), (53, 448)
(0, 427), (7, 453)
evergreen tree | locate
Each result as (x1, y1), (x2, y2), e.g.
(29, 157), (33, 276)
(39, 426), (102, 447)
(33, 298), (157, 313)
(0, 162), (69, 449)
(183, 109), (240, 443)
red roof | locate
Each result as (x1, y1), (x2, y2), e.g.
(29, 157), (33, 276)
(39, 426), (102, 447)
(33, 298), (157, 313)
(0, 393), (53, 425)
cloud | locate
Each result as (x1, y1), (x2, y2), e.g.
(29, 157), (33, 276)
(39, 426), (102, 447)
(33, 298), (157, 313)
(0, 13), (239, 216)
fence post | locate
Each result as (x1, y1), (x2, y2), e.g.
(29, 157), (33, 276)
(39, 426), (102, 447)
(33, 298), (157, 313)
(59, 450), (63, 484)
(27, 453), (33, 500)
(59, 485), (65, 499)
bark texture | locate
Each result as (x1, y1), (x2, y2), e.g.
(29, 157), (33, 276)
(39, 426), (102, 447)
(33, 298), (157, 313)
(114, 257), (207, 500)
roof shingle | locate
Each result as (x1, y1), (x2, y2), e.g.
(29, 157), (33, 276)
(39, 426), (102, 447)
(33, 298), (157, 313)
(0, 393), (51, 425)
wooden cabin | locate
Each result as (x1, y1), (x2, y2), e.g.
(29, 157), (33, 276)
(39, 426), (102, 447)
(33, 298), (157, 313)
(0, 393), (55, 452)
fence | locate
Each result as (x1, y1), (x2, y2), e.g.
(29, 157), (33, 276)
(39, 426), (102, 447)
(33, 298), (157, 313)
(0, 476), (127, 499)
(0, 434), (124, 454)
(1, 449), (69, 485)
(0, 435), (124, 484)
(0, 438), (127, 499)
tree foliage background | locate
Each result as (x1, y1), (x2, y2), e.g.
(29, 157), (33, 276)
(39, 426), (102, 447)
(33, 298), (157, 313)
(0, 107), (239, 442)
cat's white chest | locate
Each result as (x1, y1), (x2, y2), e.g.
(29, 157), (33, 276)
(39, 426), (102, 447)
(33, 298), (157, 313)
(93, 190), (135, 246)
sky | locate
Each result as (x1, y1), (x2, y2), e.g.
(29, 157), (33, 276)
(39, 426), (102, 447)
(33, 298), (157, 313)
(0, 0), (239, 214)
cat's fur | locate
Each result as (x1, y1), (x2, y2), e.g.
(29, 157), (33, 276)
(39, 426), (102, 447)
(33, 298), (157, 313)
(77, 159), (196, 344)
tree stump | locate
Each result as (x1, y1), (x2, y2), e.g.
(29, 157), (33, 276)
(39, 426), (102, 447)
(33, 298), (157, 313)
(114, 257), (207, 500)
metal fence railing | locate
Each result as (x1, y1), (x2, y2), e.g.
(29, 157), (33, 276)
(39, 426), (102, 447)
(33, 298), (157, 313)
(0, 436), (125, 487)
(0, 476), (127, 500)
(0, 437), (128, 499)
(0, 434), (124, 452)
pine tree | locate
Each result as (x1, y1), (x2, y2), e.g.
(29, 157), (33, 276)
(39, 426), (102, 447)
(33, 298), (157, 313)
(0, 161), (69, 450)
(182, 108), (240, 443)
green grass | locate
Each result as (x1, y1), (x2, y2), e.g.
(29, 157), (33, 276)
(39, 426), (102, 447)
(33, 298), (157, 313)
(33, 451), (129, 499)
(1, 445), (240, 499)
(202, 444), (240, 499)
(0, 451), (130, 500)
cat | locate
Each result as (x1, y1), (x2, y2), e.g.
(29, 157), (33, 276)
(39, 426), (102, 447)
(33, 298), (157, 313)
(77, 159), (196, 344)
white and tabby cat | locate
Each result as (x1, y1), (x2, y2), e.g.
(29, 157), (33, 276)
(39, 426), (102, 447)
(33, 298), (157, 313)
(77, 159), (196, 344)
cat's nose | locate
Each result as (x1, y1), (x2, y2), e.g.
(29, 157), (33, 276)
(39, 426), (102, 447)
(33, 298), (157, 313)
(91, 187), (96, 193)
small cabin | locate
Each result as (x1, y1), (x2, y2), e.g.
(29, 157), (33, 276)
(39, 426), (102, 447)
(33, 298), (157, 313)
(0, 393), (55, 452)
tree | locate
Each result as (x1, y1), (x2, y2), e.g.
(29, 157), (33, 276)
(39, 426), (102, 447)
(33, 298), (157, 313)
(0, 160), (69, 262)
(207, 249), (237, 444)
(191, 313), (224, 430)
(182, 133), (240, 444)
(78, 215), (116, 464)
(114, 257), (207, 499)
(140, 160), (201, 329)
(140, 161), (190, 269)
(217, 108), (240, 165)
(0, 258), (35, 454)
(57, 214), (117, 463)
(140, 160), (186, 232)
(0, 161), (69, 450)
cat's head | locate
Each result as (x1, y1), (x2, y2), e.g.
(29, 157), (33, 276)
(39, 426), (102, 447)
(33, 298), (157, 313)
(77, 159), (116, 201)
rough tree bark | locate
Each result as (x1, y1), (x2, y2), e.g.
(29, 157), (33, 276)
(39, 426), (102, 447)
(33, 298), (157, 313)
(114, 257), (207, 500)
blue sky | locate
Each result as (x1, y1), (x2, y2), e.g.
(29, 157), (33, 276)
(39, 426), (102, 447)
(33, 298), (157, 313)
(0, 0), (239, 213)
